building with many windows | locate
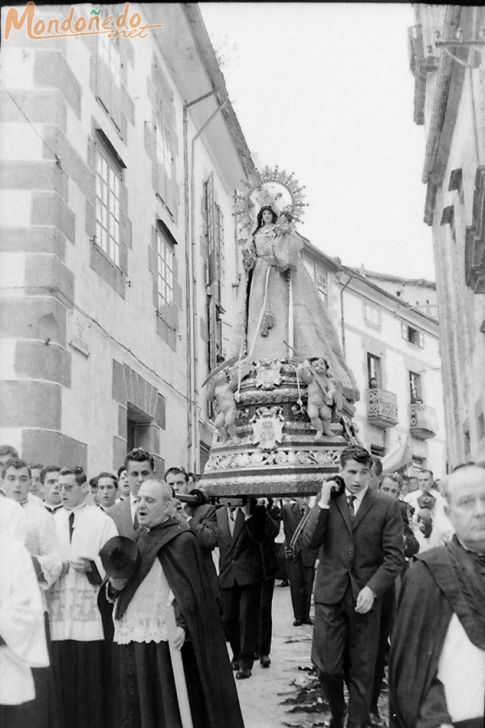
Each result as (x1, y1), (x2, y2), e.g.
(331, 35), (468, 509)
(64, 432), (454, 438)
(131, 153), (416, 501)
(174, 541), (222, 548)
(302, 240), (446, 475)
(408, 5), (485, 466)
(0, 3), (253, 475)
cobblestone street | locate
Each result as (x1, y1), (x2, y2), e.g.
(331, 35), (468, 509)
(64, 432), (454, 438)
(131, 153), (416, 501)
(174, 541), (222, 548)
(235, 585), (389, 728)
(235, 583), (316, 728)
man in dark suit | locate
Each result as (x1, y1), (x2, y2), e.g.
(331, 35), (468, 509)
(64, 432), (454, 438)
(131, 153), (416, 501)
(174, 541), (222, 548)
(281, 496), (318, 626)
(299, 445), (404, 728)
(368, 473), (420, 728)
(216, 498), (275, 680)
(165, 466), (219, 602)
(107, 448), (154, 540)
(256, 499), (281, 668)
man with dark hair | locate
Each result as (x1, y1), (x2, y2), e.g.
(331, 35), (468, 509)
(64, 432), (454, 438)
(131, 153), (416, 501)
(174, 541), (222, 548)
(0, 444), (19, 469)
(41, 466), (62, 515)
(165, 465), (219, 600)
(256, 498), (281, 668)
(0, 466), (26, 542)
(95, 472), (118, 511)
(116, 465), (130, 500)
(107, 449), (154, 539)
(47, 466), (117, 728)
(28, 463), (43, 498)
(390, 464), (485, 728)
(299, 444), (404, 728)
(217, 498), (277, 680)
(88, 476), (99, 505)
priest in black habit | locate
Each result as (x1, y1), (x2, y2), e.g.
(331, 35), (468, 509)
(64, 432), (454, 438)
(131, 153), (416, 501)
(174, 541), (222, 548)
(390, 464), (485, 728)
(104, 479), (245, 728)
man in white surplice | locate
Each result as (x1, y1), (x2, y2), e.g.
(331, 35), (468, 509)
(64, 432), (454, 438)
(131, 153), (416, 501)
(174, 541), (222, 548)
(47, 466), (117, 728)
(0, 535), (49, 723)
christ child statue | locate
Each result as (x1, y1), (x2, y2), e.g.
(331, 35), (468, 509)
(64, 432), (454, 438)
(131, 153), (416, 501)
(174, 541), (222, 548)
(299, 357), (338, 439)
(207, 367), (239, 443)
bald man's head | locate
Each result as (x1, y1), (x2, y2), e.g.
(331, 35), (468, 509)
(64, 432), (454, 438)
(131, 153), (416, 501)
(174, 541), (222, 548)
(137, 479), (175, 529)
(442, 465), (485, 552)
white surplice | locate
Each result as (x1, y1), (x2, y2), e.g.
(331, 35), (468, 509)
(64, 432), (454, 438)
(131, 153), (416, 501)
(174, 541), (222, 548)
(47, 504), (118, 641)
(0, 494), (26, 543)
(21, 497), (63, 609)
(0, 536), (49, 705)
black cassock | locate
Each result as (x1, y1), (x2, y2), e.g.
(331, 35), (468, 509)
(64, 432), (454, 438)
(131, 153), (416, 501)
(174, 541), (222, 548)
(389, 537), (485, 728)
(106, 518), (245, 728)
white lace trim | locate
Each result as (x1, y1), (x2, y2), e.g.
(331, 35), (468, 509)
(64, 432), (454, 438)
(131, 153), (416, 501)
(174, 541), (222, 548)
(114, 614), (169, 644)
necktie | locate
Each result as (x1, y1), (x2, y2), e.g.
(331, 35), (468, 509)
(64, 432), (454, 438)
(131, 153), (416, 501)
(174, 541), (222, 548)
(229, 507), (237, 537)
(68, 511), (75, 541)
(347, 495), (356, 522)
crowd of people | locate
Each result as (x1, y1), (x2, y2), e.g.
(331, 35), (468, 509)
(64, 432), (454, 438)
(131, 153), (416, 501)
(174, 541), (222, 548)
(0, 442), (484, 728)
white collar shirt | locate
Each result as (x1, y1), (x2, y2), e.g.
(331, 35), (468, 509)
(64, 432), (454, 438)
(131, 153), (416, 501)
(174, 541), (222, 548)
(345, 486), (368, 516)
(130, 492), (139, 525)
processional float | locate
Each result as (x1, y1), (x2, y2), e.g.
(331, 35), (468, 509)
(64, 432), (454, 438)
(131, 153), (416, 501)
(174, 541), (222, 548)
(199, 167), (361, 498)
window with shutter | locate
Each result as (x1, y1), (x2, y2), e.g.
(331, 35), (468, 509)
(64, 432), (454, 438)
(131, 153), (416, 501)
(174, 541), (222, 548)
(96, 33), (122, 132)
(95, 146), (121, 267)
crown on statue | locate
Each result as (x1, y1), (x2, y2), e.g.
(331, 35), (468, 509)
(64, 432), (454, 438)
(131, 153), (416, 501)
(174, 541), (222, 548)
(234, 165), (308, 233)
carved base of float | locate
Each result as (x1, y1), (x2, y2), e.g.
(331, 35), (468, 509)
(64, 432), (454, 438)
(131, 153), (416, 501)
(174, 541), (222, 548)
(200, 361), (357, 498)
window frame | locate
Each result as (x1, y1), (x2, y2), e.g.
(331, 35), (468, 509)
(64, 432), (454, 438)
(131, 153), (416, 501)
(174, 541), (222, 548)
(156, 225), (175, 312)
(95, 142), (122, 269)
(367, 353), (382, 387)
(408, 370), (422, 403)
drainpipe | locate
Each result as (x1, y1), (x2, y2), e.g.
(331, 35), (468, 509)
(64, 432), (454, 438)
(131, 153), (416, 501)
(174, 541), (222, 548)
(339, 272), (354, 359)
(183, 91), (229, 472)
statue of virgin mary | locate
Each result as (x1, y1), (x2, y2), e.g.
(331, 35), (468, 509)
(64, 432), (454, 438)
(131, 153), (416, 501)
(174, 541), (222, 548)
(229, 204), (359, 403)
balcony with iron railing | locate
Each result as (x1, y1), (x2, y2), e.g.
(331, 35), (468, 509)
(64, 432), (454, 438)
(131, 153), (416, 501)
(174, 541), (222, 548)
(366, 388), (399, 429)
(410, 400), (437, 439)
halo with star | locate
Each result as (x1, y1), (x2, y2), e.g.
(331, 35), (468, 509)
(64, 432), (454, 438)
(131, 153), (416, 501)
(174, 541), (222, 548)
(234, 166), (308, 235)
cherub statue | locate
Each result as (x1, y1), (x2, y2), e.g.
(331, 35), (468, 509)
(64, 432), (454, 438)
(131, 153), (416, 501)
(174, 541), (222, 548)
(207, 367), (239, 443)
(298, 357), (342, 439)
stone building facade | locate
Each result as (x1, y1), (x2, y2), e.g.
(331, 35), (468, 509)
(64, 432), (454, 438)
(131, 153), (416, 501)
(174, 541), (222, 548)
(303, 241), (447, 475)
(0, 3), (253, 475)
(408, 5), (485, 466)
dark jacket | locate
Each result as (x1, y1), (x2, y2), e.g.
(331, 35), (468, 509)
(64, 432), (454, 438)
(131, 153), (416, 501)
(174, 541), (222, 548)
(299, 488), (404, 603)
(259, 502), (281, 580)
(114, 519), (245, 728)
(189, 503), (219, 600)
(390, 539), (485, 728)
(398, 499), (420, 560)
(217, 504), (269, 588)
(107, 499), (136, 540)
(281, 501), (319, 568)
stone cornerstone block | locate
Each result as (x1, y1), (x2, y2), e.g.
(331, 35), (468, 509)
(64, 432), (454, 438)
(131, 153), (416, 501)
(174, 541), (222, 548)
(31, 191), (75, 244)
(25, 254), (74, 307)
(15, 340), (71, 387)
(0, 380), (61, 429)
(34, 51), (81, 119)
(0, 227), (66, 260)
(22, 429), (87, 469)
(0, 297), (67, 346)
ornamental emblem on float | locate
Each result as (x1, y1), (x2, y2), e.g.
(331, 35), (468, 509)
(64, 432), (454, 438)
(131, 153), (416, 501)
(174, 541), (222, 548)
(200, 166), (361, 498)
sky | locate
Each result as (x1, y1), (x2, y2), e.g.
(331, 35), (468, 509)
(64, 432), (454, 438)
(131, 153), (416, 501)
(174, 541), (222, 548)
(200, 2), (436, 281)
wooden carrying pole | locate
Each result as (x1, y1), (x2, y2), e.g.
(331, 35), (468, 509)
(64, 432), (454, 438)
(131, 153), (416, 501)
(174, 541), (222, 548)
(166, 595), (194, 728)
